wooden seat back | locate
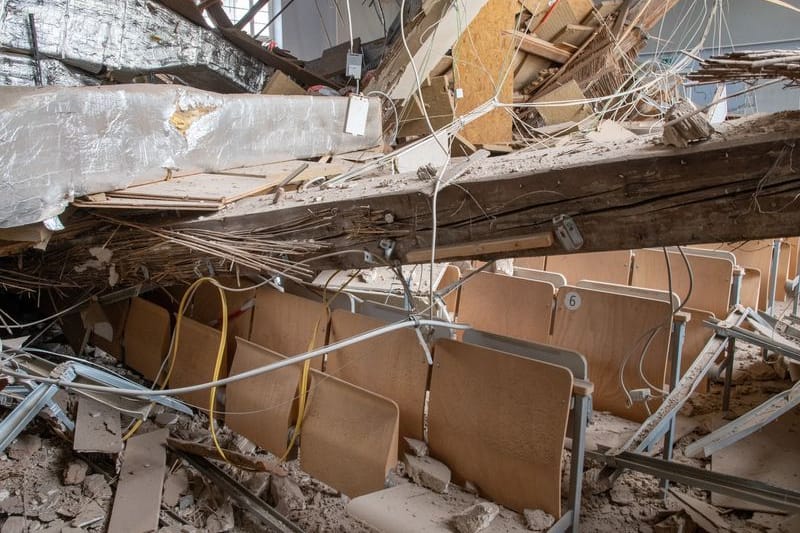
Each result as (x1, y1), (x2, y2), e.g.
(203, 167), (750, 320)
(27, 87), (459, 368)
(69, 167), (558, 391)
(546, 250), (633, 285)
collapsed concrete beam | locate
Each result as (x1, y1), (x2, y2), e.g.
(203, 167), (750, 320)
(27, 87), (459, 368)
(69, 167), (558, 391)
(0, 85), (383, 227)
(0, 0), (269, 92)
(180, 111), (800, 269)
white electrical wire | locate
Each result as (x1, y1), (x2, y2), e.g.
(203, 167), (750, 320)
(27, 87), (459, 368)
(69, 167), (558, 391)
(345, 0), (354, 53)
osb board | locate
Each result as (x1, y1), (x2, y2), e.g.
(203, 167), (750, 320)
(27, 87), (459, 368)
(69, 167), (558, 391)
(302, 370), (399, 498)
(428, 339), (572, 515)
(73, 396), (123, 454)
(107, 428), (168, 533)
(681, 307), (715, 378)
(551, 286), (672, 422)
(169, 316), (225, 409)
(347, 483), (529, 533)
(123, 297), (171, 382)
(110, 173), (276, 203)
(696, 241), (789, 309)
(250, 288), (328, 370)
(457, 271), (555, 344)
(438, 264), (461, 314)
(711, 409), (800, 511)
(225, 338), (300, 457)
(327, 310), (429, 443)
(631, 249), (733, 319)
(90, 299), (130, 360)
(453, 0), (516, 144)
(741, 267), (761, 310)
(515, 256), (546, 270)
(546, 250), (633, 285)
(397, 76), (454, 138)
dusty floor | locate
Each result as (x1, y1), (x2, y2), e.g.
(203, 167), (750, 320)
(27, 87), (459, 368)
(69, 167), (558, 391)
(1, 307), (798, 532)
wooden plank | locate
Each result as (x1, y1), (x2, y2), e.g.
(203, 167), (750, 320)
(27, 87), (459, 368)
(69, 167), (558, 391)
(504, 30), (573, 63)
(225, 338), (300, 457)
(547, 250), (633, 285)
(397, 76), (455, 138)
(169, 316), (224, 409)
(261, 71), (307, 95)
(551, 286), (672, 422)
(110, 173), (276, 203)
(249, 288), (328, 370)
(166, 436), (288, 476)
(575, 279), (679, 309)
(73, 196), (222, 211)
(741, 267), (761, 310)
(457, 271), (556, 343)
(532, 79), (590, 125)
(302, 370), (399, 498)
(711, 409), (800, 511)
(555, 23), (595, 47)
(219, 160), (347, 183)
(108, 428), (168, 533)
(428, 339), (572, 514)
(631, 249), (733, 318)
(453, 0), (517, 144)
(72, 396), (123, 454)
(514, 267), (567, 288)
(405, 232), (553, 262)
(326, 309), (429, 443)
(123, 298), (171, 382)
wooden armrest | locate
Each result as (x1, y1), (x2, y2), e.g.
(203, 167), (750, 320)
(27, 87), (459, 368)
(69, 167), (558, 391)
(572, 379), (593, 397)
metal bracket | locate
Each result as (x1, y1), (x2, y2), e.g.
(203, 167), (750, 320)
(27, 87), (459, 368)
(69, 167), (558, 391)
(553, 215), (584, 251)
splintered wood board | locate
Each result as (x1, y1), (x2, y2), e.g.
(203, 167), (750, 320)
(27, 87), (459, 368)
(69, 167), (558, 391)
(632, 249), (733, 319)
(681, 307), (715, 379)
(439, 264), (461, 314)
(397, 76), (455, 138)
(551, 286), (672, 422)
(110, 173), (275, 203)
(219, 160), (347, 181)
(515, 256), (546, 270)
(225, 338), (300, 457)
(453, 0), (516, 144)
(108, 428), (168, 533)
(73, 396), (123, 454)
(123, 298), (171, 382)
(741, 267), (761, 310)
(457, 271), (555, 343)
(428, 339), (572, 515)
(169, 316), (224, 409)
(250, 288), (328, 370)
(327, 310), (429, 443)
(302, 370), (399, 498)
(697, 241), (791, 308)
(712, 409), (800, 511)
(546, 250), (633, 285)
(347, 483), (529, 533)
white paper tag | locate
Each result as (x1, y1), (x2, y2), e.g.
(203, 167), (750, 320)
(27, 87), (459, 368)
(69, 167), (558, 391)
(564, 291), (582, 311)
(345, 94), (369, 136)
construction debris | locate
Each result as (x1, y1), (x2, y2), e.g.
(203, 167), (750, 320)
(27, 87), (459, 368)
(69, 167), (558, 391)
(688, 50), (800, 84)
(451, 502), (500, 533)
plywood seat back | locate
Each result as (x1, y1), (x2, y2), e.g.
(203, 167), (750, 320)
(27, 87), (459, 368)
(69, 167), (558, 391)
(545, 250), (633, 285)
(681, 307), (716, 378)
(327, 309), (429, 442)
(123, 297), (171, 382)
(550, 286), (672, 422)
(514, 267), (567, 288)
(456, 271), (556, 344)
(631, 249), (733, 318)
(576, 280), (680, 309)
(515, 256), (546, 270)
(168, 316), (225, 409)
(250, 288), (329, 369)
(225, 338), (301, 457)
(302, 370), (399, 498)
(428, 339), (572, 515)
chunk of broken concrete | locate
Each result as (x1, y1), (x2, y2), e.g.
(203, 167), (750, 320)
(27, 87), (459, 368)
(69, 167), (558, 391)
(270, 475), (306, 516)
(404, 454), (450, 493)
(83, 474), (112, 500)
(163, 470), (190, 507)
(404, 437), (429, 457)
(63, 459), (89, 485)
(523, 509), (555, 531)
(609, 483), (635, 506)
(451, 502), (500, 533)
(1, 516), (26, 533)
(154, 412), (180, 427)
(8, 434), (41, 460)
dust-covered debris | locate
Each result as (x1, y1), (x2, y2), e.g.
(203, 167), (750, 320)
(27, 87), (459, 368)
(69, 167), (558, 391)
(451, 502), (500, 533)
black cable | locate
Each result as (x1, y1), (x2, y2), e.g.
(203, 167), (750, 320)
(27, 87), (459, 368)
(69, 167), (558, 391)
(254, 0), (297, 38)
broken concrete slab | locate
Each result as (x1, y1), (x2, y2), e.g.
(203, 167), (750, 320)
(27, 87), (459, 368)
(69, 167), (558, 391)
(404, 437), (429, 457)
(0, 85), (383, 228)
(62, 459), (89, 486)
(0, 516), (25, 533)
(72, 397), (123, 454)
(269, 475), (306, 516)
(523, 509), (555, 531)
(404, 454), (451, 494)
(7, 434), (41, 460)
(451, 502), (500, 533)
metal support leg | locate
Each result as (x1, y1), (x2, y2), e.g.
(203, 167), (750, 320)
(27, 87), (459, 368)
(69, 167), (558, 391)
(661, 318), (687, 492)
(731, 268), (743, 308)
(768, 239), (781, 316)
(567, 395), (589, 533)
(722, 338), (736, 416)
(793, 276), (799, 318)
